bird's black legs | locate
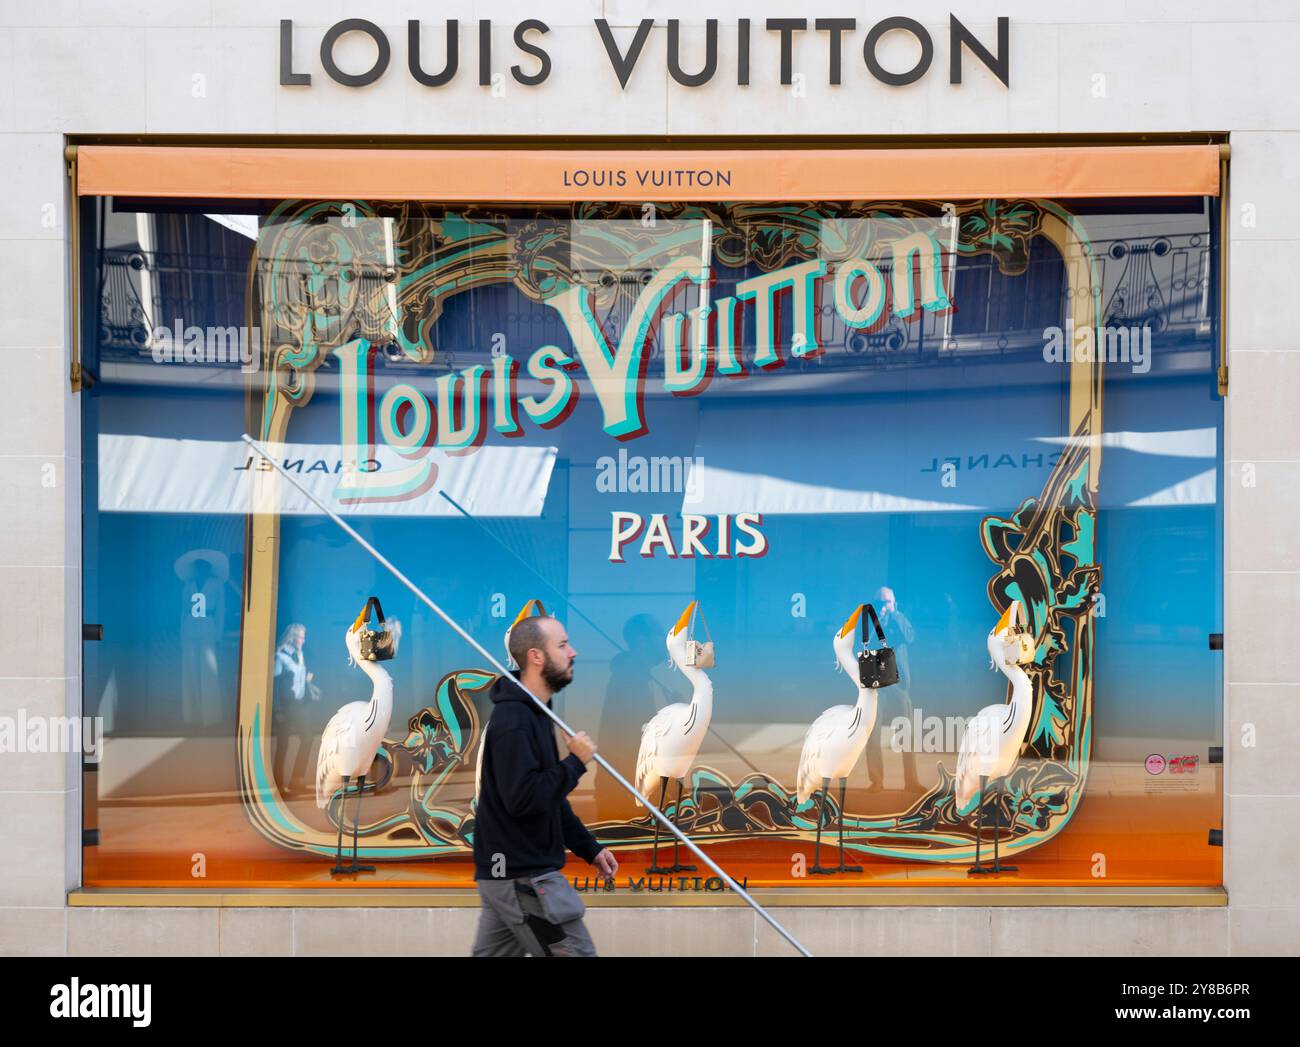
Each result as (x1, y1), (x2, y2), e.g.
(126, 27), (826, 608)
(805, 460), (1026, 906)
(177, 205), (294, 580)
(812, 778), (863, 874)
(330, 773), (376, 876)
(665, 779), (697, 874)
(836, 778), (864, 873)
(812, 777), (833, 874)
(967, 775), (988, 875)
(990, 779), (1018, 873)
(647, 777), (671, 874)
(348, 773), (377, 873)
(968, 774), (1017, 875)
(329, 775), (351, 875)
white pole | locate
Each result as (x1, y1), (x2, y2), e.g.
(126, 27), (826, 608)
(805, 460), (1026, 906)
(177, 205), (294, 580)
(241, 433), (812, 957)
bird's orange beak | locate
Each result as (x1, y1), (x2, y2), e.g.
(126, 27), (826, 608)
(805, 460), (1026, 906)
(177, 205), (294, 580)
(839, 604), (863, 638)
(994, 600), (1020, 636)
(672, 601), (697, 636)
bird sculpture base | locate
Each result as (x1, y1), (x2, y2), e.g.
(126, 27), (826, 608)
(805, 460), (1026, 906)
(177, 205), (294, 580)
(330, 863), (377, 876)
(967, 863), (1018, 875)
(811, 861), (864, 875)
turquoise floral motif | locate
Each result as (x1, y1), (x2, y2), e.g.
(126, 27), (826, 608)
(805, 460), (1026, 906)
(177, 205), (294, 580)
(956, 198), (1043, 275)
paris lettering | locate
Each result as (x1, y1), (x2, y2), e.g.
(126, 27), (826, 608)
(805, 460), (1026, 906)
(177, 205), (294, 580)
(333, 233), (951, 504)
(609, 512), (768, 563)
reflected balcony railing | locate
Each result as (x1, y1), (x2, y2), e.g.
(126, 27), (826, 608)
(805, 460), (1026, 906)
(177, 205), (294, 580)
(94, 231), (1215, 375)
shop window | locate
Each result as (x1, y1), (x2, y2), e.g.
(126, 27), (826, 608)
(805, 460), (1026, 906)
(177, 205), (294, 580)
(79, 189), (1223, 894)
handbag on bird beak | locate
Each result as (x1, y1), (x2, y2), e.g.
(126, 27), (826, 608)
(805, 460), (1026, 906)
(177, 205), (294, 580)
(684, 605), (715, 669)
(857, 603), (899, 688)
(354, 596), (395, 662)
(1004, 603), (1036, 664)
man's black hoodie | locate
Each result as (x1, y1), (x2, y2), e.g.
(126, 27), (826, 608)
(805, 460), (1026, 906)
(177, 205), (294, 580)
(472, 673), (602, 880)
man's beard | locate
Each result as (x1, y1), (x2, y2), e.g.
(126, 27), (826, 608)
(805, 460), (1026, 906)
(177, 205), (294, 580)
(541, 653), (574, 692)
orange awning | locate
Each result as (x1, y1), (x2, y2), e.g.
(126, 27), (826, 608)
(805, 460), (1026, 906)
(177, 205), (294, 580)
(76, 144), (1221, 201)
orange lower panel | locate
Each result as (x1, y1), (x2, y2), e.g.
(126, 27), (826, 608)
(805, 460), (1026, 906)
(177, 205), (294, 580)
(83, 789), (1221, 890)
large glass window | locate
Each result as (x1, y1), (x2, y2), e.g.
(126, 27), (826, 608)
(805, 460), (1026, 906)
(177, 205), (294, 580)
(80, 188), (1222, 892)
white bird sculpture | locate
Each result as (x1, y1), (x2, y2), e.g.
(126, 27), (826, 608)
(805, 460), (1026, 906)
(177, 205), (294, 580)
(635, 600), (713, 874)
(954, 599), (1035, 875)
(796, 604), (878, 875)
(315, 601), (400, 876)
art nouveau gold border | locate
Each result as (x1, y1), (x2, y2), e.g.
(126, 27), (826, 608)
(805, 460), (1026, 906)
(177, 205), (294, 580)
(231, 196), (1106, 867)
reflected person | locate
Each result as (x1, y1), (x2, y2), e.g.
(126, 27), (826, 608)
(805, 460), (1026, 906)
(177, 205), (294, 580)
(598, 614), (665, 784)
(272, 623), (319, 797)
(865, 586), (922, 793)
(177, 550), (226, 730)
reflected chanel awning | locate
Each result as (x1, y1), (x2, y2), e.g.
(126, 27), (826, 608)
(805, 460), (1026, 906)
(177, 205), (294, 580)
(74, 144), (1222, 202)
(98, 435), (556, 518)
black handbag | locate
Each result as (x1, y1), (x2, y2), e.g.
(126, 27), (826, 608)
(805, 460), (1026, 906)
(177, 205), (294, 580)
(355, 596), (396, 662)
(857, 603), (899, 689)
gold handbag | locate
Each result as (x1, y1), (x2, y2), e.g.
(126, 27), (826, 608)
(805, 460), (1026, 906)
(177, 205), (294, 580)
(1005, 602), (1035, 664)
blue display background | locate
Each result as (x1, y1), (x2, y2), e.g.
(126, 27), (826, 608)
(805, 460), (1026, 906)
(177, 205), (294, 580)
(80, 199), (1223, 824)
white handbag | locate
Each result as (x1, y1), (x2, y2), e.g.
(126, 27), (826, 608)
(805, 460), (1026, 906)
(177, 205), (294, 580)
(684, 605), (715, 669)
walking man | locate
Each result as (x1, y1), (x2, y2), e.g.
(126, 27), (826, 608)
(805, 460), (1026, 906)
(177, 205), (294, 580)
(472, 614), (618, 956)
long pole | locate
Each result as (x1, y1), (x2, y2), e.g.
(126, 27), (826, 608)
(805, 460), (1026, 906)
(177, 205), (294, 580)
(241, 434), (811, 957)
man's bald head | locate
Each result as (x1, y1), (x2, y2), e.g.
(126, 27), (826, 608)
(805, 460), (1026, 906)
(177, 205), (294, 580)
(509, 615), (577, 695)
(508, 615), (553, 670)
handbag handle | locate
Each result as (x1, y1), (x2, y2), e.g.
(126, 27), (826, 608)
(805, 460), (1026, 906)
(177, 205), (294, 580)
(515, 598), (548, 621)
(996, 600), (1026, 633)
(689, 604), (712, 644)
(861, 603), (887, 648)
(355, 596), (386, 630)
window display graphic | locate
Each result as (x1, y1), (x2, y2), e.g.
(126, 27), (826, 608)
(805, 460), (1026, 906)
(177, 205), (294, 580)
(81, 189), (1222, 890)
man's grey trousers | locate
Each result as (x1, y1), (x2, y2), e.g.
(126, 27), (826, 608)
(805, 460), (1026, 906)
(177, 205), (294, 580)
(472, 877), (598, 957)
